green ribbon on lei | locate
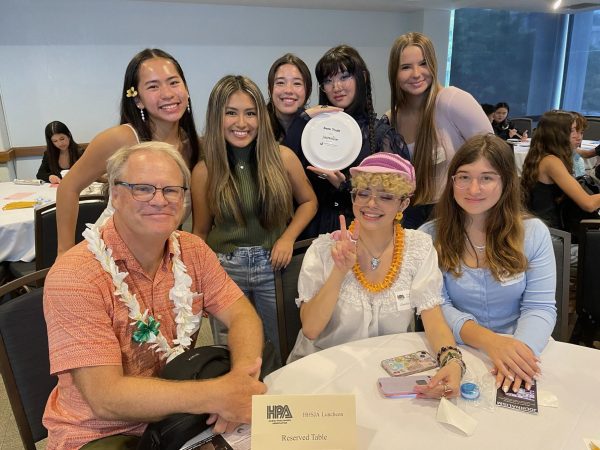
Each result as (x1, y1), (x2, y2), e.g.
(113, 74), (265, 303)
(132, 316), (161, 343)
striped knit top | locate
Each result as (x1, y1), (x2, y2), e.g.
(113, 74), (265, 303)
(206, 142), (284, 253)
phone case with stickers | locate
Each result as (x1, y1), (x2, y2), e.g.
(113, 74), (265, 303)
(381, 350), (437, 377)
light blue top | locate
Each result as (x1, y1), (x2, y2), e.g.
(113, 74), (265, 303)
(419, 218), (557, 355)
(573, 152), (586, 178)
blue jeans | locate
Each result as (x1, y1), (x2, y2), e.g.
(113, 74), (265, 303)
(213, 247), (279, 355)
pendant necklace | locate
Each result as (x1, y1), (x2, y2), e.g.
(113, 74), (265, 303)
(465, 233), (486, 253)
(359, 234), (394, 271)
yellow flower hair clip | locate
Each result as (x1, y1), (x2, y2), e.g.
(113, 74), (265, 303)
(126, 87), (138, 98)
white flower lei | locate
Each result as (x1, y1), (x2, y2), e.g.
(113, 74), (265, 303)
(83, 223), (202, 362)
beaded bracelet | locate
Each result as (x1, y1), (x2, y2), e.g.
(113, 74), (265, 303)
(441, 354), (466, 378)
(440, 350), (462, 367)
(436, 345), (462, 365)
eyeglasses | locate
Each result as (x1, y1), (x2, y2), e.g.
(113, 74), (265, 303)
(320, 72), (354, 93)
(351, 189), (404, 205)
(451, 174), (501, 190)
(115, 181), (187, 202)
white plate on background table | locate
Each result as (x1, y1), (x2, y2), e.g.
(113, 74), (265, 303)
(301, 111), (362, 170)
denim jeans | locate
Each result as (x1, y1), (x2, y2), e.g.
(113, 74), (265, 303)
(213, 246), (279, 355)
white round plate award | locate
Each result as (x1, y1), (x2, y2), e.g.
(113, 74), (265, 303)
(301, 111), (362, 170)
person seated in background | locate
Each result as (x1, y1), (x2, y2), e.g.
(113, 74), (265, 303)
(492, 102), (527, 140)
(288, 153), (464, 400)
(43, 142), (266, 450)
(481, 103), (495, 123)
(36, 121), (83, 184)
(570, 112), (600, 180)
(570, 111), (587, 177)
(521, 110), (600, 233)
(420, 134), (556, 394)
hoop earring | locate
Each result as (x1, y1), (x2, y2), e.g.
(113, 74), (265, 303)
(140, 108), (145, 122)
(395, 211), (403, 222)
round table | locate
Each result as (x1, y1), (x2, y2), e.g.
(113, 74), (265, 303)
(265, 333), (600, 449)
(0, 182), (58, 262)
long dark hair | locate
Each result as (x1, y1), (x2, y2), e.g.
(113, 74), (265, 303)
(203, 75), (293, 230)
(315, 45), (376, 153)
(120, 48), (200, 168)
(44, 121), (81, 175)
(267, 53), (312, 141)
(434, 134), (527, 281)
(493, 102), (510, 128)
(521, 110), (574, 204)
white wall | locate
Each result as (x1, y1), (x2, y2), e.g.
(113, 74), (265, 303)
(0, 0), (452, 178)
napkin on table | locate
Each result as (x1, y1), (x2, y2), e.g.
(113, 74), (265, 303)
(436, 397), (477, 436)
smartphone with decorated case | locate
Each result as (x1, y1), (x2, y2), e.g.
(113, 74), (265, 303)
(381, 350), (437, 377)
(378, 375), (431, 398)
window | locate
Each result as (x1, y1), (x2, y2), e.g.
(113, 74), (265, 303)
(450, 8), (568, 117)
(562, 11), (600, 116)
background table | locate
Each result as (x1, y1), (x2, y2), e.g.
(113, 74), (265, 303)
(0, 182), (58, 262)
(514, 139), (599, 176)
(0, 181), (103, 262)
(265, 333), (600, 450)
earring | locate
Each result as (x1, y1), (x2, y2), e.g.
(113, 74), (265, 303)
(395, 211), (403, 222)
(140, 108), (145, 122)
(187, 103), (191, 114)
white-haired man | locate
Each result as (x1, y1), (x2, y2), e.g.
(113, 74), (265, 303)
(44, 142), (266, 450)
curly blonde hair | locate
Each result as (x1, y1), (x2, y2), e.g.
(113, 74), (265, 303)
(351, 172), (414, 198)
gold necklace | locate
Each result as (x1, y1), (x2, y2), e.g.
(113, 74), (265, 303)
(349, 221), (405, 293)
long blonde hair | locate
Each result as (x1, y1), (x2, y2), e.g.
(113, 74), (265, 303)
(203, 75), (292, 229)
(388, 32), (441, 205)
(433, 134), (527, 281)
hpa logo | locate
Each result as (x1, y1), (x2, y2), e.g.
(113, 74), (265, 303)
(266, 404), (293, 420)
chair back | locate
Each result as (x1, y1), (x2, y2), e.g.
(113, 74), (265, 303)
(511, 117), (533, 135)
(35, 195), (107, 270)
(548, 227), (571, 342)
(576, 220), (600, 322)
(0, 268), (54, 450)
(275, 238), (314, 364)
(584, 117), (600, 141)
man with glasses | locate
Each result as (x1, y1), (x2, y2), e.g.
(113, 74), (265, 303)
(43, 142), (266, 450)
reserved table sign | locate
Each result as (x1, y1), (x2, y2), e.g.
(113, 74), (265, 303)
(251, 394), (356, 449)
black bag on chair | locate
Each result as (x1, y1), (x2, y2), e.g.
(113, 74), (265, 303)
(136, 342), (278, 450)
(560, 175), (600, 237)
(136, 346), (231, 450)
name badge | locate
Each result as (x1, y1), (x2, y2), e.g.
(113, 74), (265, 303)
(395, 290), (411, 309)
(252, 394), (356, 450)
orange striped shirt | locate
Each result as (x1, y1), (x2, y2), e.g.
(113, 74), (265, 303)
(43, 218), (242, 450)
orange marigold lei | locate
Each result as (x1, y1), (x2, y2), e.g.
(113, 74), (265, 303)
(349, 221), (405, 293)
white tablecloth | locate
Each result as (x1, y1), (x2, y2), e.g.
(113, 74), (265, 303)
(265, 333), (600, 450)
(0, 182), (58, 262)
(0, 181), (103, 262)
(514, 139), (599, 176)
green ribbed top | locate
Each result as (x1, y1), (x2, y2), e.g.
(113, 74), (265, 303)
(206, 142), (284, 253)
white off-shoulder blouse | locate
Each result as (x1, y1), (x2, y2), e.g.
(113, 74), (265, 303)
(287, 229), (444, 363)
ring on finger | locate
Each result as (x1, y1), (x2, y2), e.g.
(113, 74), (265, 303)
(318, 173), (328, 179)
(442, 383), (450, 397)
(321, 104), (328, 108)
